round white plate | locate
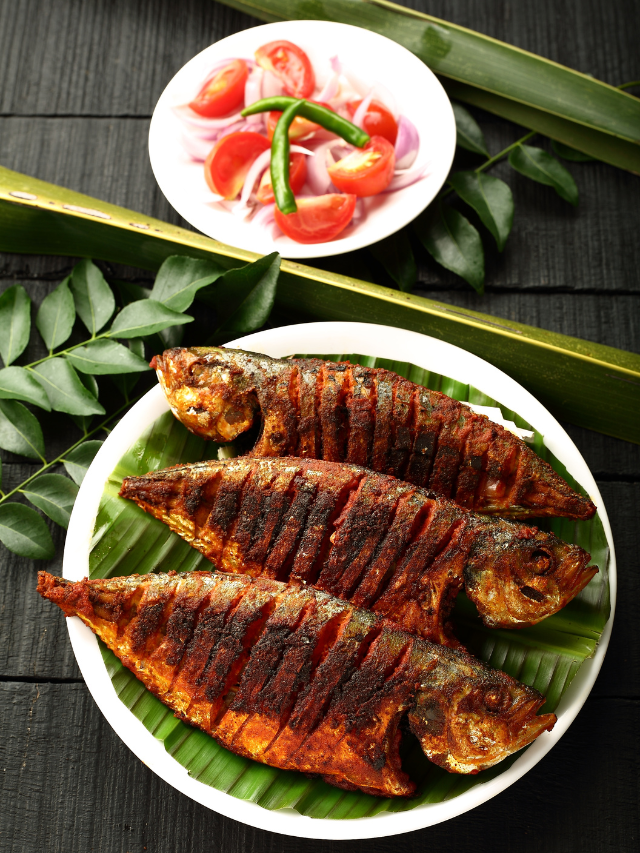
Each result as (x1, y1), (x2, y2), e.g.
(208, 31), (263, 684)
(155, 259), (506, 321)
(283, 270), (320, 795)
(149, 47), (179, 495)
(149, 21), (456, 259)
(63, 322), (615, 840)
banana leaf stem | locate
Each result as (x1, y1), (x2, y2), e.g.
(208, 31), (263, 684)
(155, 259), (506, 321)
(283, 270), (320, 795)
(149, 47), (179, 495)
(0, 393), (144, 507)
(441, 129), (536, 199)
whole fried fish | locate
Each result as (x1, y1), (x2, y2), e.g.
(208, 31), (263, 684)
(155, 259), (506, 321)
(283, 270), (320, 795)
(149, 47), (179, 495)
(38, 570), (556, 797)
(119, 457), (597, 646)
(151, 347), (596, 521)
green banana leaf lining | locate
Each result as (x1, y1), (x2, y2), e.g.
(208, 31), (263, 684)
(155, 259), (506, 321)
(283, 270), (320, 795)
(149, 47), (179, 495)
(89, 354), (610, 819)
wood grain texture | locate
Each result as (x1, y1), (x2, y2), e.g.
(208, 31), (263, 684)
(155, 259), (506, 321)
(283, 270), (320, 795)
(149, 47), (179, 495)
(0, 0), (638, 849)
(0, 0), (255, 117)
(1, 684), (638, 853)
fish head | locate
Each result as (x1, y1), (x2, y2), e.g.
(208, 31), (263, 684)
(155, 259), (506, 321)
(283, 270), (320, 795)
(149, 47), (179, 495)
(464, 521), (598, 628)
(151, 347), (259, 442)
(408, 655), (556, 773)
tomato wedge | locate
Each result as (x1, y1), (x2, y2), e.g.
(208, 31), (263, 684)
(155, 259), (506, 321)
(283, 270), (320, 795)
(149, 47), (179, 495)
(204, 132), (271, 199)
(328, 136), (395, 197)
(255, 40), (315, 99)
(189, 59), (249, 118)
(346, 99), (398, 145)
(256, 152), (307, 204)
(274, 194), (356, 243)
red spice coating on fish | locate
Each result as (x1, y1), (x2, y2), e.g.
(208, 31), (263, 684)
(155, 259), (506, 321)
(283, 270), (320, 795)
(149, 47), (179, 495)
(38, 570), (556, 796)
(119, 457), (597, 646)
(151, 347), (597, 521)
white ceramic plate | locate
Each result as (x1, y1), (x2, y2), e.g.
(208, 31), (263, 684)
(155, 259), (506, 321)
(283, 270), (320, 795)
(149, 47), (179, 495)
(149, 21), (456, 259)
(63, 322), (615, 840)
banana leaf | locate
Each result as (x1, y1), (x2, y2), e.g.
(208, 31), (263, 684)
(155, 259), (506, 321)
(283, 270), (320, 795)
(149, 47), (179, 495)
(91, 354), (609, 818)
(1, 166), (639, 444)
(213, 0), (640, 172)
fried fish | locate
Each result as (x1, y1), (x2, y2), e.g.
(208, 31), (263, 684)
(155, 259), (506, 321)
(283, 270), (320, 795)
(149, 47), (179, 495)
(38, 570), (556, 797)
(151, 347), (596, 521)
(119, 457), (597, 646)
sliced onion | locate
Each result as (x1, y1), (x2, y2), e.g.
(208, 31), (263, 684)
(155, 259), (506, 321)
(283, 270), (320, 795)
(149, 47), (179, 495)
(239, 149), (273, 207)
(202, 190), (225, 203)
(251, 204), (276, 228)
(244, 66), (264, 108)
(208, 199), (237, 212)
(181, 132), (215, 162)
(244, 113), (265, 129)
(317, 56), (341, 102)
(173, 104), (245, 130)
(231, 200), (254, 219)
(384, 162), (431, 192)
(352, 88), (375, 129)
(317, 73), (340, 102)
(395, 115), (420, 169)
(371, 81), (398, 120)
(340, 67), (369, 98)
(262, 70), (285, 99)
(305, 139), (348, 195)
(352, 198), (365, 224)
(340, 69), (399, 119)
(182, 120), (252, 158)
(215, 119), (257, 141)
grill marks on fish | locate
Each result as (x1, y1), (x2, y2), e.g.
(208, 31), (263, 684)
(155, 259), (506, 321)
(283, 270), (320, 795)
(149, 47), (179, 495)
(153, 348), (597, 520)
(121, 460), (461, 645)
(38, 571), (556, 796)
(119, 458), (597, 644)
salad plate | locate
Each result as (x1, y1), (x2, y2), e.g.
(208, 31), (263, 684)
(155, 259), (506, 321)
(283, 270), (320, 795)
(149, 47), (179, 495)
(62, 322), (614, 840)
(149, 20), (456, 258)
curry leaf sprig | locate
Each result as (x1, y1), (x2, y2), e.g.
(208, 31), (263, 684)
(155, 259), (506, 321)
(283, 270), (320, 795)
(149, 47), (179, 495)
(371, 103), (583, 294)
(375, 84), (636, 294)
(0, 252), (281, 560)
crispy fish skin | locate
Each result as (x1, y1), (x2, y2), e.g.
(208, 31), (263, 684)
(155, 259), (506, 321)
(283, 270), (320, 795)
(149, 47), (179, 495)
(119, 457), (598, 645)
(151, 347), (597, 521)
(37, 570), (556, 796)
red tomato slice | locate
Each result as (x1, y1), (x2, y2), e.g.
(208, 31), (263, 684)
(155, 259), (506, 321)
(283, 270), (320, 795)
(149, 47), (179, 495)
(274, 194), (356, 243)
(255, 40), (315, 99)
(346, 99), (398, 145)
(256, 152), (308, 204)
(189, 60), (249, 118)
(204, 132), (271, 199)
(327, 136), (396, 197)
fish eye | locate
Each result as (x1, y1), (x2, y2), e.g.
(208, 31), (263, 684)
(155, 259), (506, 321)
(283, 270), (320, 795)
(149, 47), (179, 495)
(529, 548), (554, 575)
(482, 686), (511, 713)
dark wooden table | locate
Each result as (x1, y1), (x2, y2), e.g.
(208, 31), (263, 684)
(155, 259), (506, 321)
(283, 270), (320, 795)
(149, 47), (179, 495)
(1, 1), (638, 850)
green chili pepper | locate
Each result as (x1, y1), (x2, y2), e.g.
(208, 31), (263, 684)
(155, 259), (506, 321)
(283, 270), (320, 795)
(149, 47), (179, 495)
(269, 99), (307, 215)
(242, 97), (371, 149)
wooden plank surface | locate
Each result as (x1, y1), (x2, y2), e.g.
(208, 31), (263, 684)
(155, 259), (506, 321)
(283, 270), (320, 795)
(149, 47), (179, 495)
(1, 684), (638, 853)
(0, 0), (638, 849)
